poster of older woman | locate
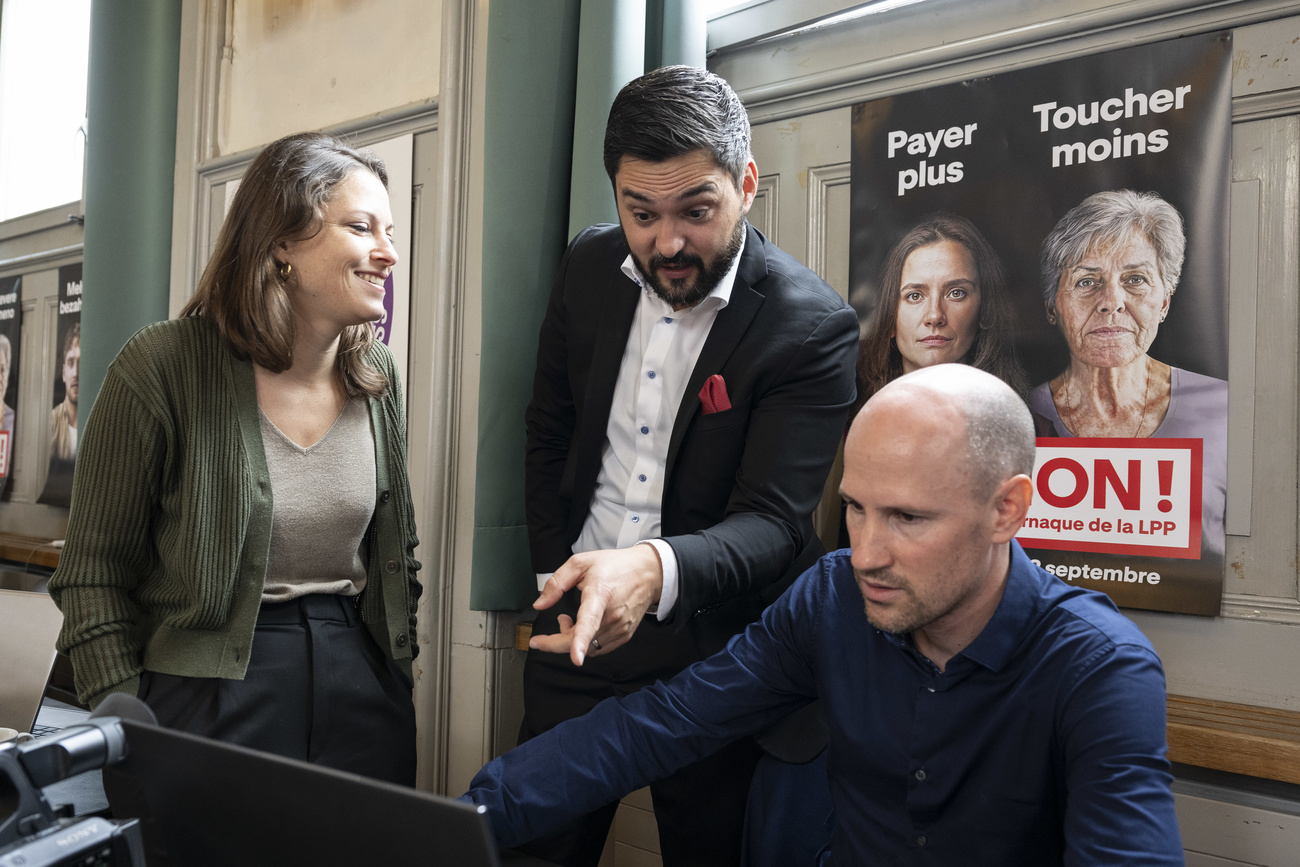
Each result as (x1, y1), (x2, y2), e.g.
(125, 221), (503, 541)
(1031, 190), (1227, 559)
(849, 31), (1231, 615)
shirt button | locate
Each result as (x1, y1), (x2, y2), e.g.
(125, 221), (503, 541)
(385, 559), (399, 574)
(640, 426), (649, 435)
(380, 490), (391, 503)
(638, 474), (646, 482)
(916, 835), (927, 847)
(647, 370), (656, 379)
(631, 516), (640, 523)
(914, 769), (926, 781)
(396, 634), (408, 647)
(663, 316), (672, 324)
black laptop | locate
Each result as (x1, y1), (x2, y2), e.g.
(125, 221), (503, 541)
(107, 719), (530, 866)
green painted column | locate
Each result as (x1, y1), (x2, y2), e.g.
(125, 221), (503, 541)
(81, 1), (181, 417)
(566, 0), (646, 240)
(660, 0), (707, 69)
(471, 0), (582, 610)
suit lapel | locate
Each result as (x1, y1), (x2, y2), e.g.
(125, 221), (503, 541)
(666, 225), (768, 477)
(572, 261), (641, 515)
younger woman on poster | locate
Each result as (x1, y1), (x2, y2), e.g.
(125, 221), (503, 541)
(49, 132), (421, 784)
(856, 212), (1026, 409)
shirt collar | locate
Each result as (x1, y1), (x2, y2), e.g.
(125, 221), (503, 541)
(956, 540), (1046, 673)
(620, 228), (746, 316)
(876, 542), (1046, 675)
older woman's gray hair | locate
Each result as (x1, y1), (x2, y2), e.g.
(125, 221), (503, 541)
(1039, 190), (1186, 310)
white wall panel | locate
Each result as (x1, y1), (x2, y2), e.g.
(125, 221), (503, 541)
(222, 0), (442, 154)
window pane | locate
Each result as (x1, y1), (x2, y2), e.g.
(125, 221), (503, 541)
(0, 0), (92, 222)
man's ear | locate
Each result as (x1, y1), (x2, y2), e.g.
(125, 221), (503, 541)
(991, 474), (1033, 543)
(739, 158), (758, 215)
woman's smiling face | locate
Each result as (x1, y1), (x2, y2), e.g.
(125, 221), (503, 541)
(892, 240), (982, 374)
(1051, 233), (1170, 370)
(279, 168), (398, 337)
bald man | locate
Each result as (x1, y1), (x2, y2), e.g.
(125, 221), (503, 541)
(464, 365), (1182, 865)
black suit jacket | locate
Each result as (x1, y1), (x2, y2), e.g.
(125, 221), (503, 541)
(524, 223), (857, 656)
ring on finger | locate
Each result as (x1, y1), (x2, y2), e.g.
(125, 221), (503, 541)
(591, 637), (601, 650)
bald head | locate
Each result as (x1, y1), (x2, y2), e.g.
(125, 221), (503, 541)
(842, 366), (1036, 665)
(851, 364), (1035, 501)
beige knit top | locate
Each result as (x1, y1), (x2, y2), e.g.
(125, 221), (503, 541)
(259, 397), (376, 603)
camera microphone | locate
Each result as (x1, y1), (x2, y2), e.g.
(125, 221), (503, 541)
(11, 693), (156, 789)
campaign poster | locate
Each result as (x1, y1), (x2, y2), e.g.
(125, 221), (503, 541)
(0, 275), (20, 499)
(38, 262), (81, 507)
(849, 32), (1231, 615)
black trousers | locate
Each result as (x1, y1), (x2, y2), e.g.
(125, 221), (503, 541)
(136, 594), (416, 786)
(519, 601), (762, 867)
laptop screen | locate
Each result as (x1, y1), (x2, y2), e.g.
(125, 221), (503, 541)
(0, 589), (64, 733)
(108, 720), (503, 867)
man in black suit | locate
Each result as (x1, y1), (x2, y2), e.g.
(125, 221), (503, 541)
(521, 66), (857, 867)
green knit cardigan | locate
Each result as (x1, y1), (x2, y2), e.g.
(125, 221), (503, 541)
(49, 317), (422, 707)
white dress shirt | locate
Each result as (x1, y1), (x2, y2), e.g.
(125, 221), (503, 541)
(537, 234), (746, 620)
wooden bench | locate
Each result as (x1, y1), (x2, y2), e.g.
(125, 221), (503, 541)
(1166, 694), (1300, 785)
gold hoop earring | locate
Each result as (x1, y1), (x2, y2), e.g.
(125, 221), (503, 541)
(277, 261), (292, 282)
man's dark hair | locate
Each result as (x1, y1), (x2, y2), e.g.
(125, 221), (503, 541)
(603, 65), (751, 186)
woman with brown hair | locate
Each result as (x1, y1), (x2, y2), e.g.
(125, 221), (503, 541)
(50, 131), (421, 784)
(857, 212), (1026, 408)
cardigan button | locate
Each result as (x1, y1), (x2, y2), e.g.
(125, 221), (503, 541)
(385, 559), (399, 574)
(380, 490), (391, 503)
(396, 634), (408, 647)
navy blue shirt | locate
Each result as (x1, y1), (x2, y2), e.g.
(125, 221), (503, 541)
(466, 542), (1182, 864)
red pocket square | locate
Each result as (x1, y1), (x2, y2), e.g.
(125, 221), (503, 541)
(699, 374), (732, 414)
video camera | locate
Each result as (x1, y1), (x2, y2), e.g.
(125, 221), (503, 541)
(0, 695), (152, 866)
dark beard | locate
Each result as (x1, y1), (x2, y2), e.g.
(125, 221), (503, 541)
(633, 218), (746, 309)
